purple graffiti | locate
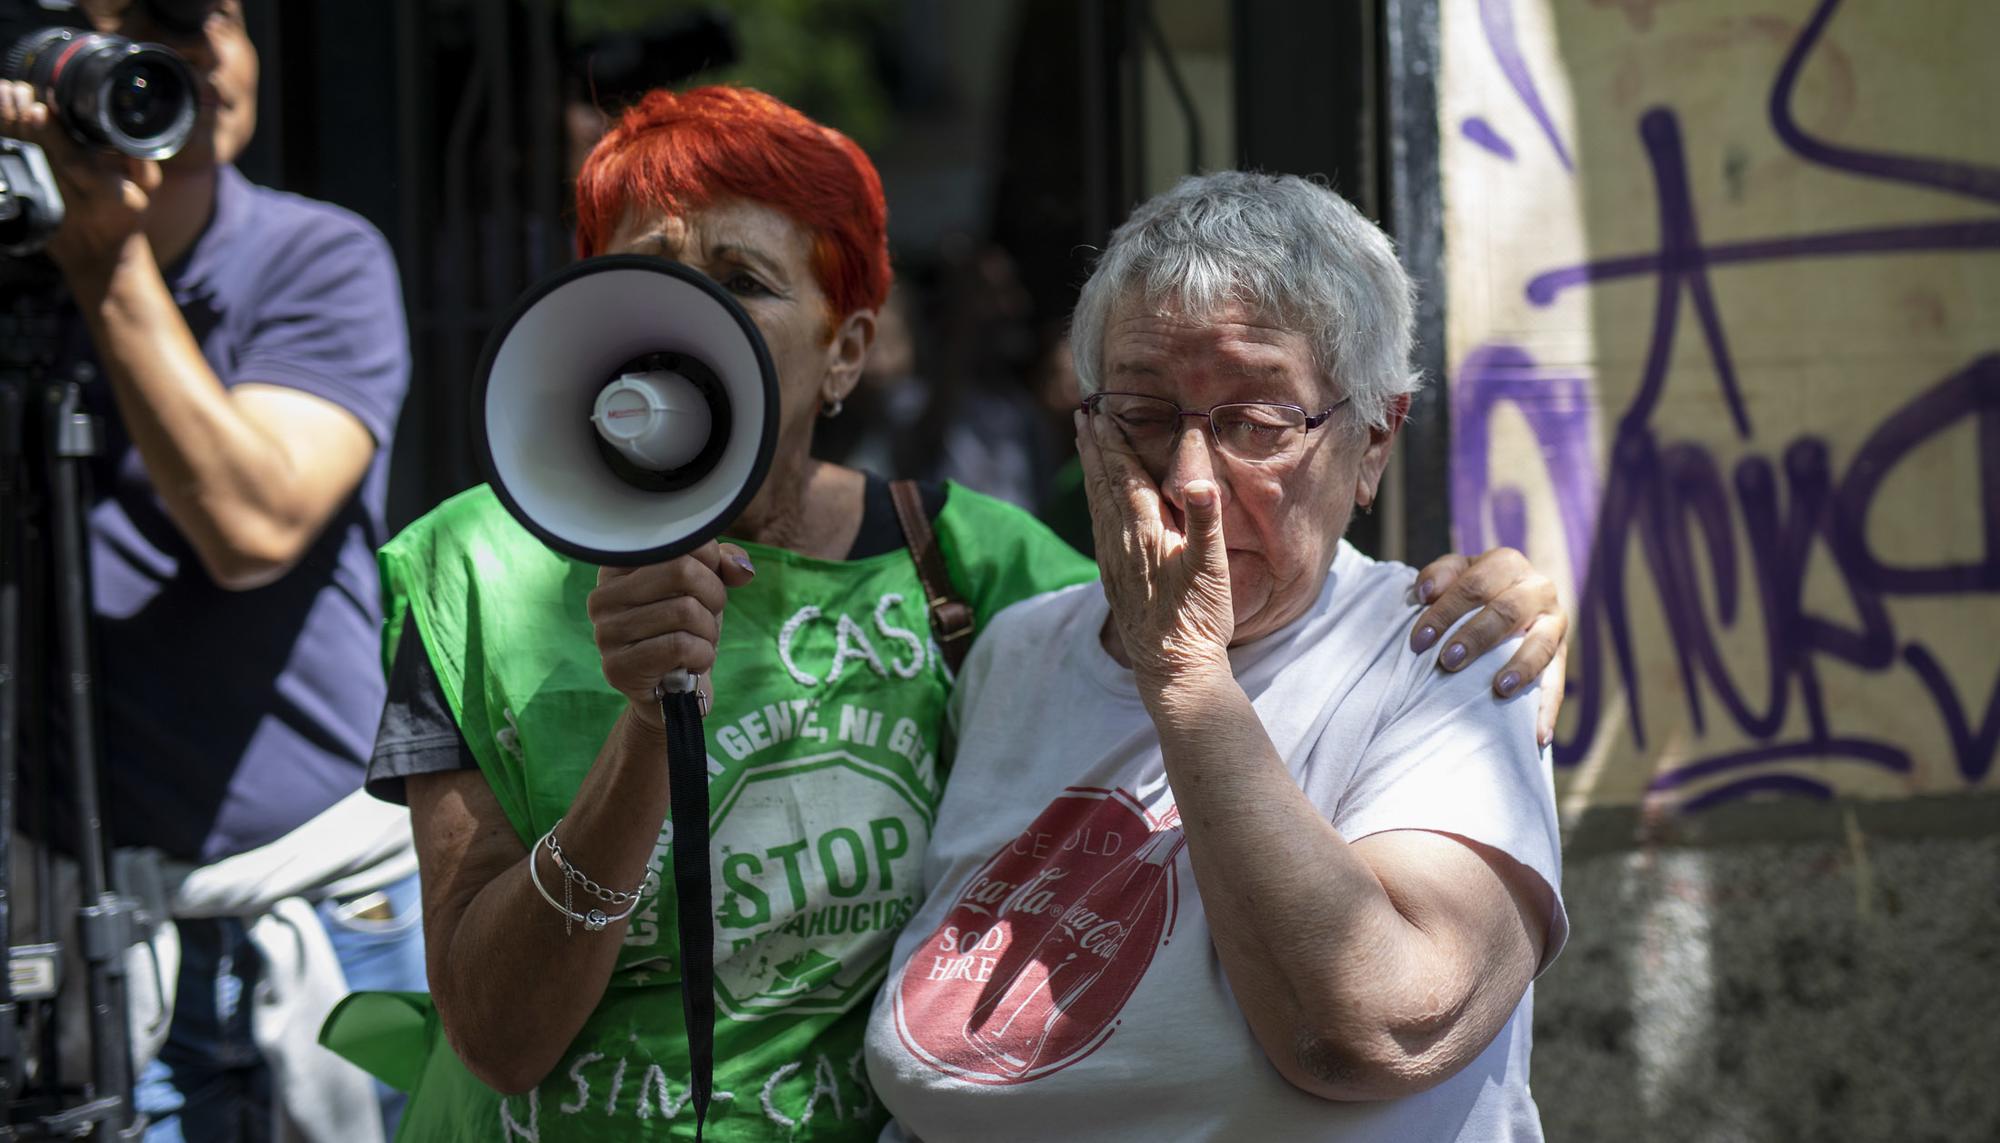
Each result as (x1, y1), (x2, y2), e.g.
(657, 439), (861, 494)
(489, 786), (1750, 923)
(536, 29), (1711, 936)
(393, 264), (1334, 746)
(1627, 110), (1749, 437)
(1772, 0), (2000, 207)
(1461, 116), (1519, 162)
(1459, 353), (1999, 805)
(1524, 217), (2000, 308)
(1903, 644), (2000, 785)
(1828, 358), (2000, 596)
(1452, 345), (1600, 583)
(1453, 15), (2000, 809)
(1525, 0), (2000, 308)
(1477, 0), (1575, 172)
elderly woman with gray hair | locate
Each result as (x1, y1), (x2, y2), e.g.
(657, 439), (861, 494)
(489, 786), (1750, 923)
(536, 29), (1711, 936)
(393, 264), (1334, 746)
(864, 172), (1566, 1141)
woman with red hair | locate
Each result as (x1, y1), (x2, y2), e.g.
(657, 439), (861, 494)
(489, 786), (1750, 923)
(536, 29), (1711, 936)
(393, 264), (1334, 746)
(333, 86), (1567, 1140)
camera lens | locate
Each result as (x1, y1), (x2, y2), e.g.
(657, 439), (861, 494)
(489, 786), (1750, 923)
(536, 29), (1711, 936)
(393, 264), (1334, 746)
(108, 57), (186, 143)
(2, 28), (196, 160)
(74, 42), (196, 159)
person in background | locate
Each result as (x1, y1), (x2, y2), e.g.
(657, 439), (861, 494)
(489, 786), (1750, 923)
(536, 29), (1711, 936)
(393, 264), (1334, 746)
(910, 240), (1052, 509)
(816, 247), (1054, 513)
(336, 86), (1568, 1140)
(0, 1), (420, 1139)
(1029, 327), (1095, 554)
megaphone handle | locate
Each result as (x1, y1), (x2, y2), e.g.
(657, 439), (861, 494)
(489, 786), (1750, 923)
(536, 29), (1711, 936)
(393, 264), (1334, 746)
(657, 681), (714, 1140)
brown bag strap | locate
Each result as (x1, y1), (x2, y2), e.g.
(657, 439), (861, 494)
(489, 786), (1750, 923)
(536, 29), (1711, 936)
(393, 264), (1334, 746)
(889, 479), (976, 673)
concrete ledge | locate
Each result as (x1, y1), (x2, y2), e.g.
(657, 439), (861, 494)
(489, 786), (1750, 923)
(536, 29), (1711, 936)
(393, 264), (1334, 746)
(1563, 792), (2000, 857)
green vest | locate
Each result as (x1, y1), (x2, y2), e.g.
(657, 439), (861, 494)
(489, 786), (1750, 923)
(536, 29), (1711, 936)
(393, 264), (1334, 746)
(324, 483), (1096, 1141)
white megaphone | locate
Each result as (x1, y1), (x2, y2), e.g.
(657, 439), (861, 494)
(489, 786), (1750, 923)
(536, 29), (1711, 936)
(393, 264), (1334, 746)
(472, 255), (780, 566)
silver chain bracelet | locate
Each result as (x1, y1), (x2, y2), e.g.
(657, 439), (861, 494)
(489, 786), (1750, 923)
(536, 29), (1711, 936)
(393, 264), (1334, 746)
(543, 820), (655, 906)
(531, 820), (654, 935)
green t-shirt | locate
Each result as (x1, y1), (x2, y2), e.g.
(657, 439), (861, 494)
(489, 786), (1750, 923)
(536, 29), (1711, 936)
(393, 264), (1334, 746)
(326, 482), (1096, 1141)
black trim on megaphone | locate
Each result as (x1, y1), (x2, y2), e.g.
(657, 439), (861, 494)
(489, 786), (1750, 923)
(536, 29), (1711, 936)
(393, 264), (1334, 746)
(471, 254), (782, 566)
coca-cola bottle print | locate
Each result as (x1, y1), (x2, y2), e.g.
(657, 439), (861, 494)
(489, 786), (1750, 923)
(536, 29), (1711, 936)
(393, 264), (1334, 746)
(962, 822), (1185, 1077)
(893, 788), (1183, 1085)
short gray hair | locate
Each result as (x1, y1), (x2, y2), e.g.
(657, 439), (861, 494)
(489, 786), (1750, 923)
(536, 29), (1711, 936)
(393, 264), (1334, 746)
(1070, 171), (1419, 430)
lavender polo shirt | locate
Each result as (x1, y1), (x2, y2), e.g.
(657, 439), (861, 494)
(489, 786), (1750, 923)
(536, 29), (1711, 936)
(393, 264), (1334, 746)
(54, 165), (410, 863)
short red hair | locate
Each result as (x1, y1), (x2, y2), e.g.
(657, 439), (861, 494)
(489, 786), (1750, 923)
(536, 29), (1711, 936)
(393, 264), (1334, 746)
(574, 86), (892, 322)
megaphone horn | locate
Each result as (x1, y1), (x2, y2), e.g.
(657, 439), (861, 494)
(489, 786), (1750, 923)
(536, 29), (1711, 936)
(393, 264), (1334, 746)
(473, 255), (781, 566)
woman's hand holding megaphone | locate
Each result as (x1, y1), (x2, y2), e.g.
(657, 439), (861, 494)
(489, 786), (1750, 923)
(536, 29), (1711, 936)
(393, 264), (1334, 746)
(589, 541), (758, 730)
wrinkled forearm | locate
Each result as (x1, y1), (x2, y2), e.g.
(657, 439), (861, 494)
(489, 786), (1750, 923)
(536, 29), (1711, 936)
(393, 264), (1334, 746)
(1143, 670), (1488, 1100)
(430, 709), (675, 1094)
(68, 239), (329, 588)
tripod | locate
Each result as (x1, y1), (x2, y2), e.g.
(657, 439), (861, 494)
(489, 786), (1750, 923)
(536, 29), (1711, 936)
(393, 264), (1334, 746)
(0, 263), (144, 1140)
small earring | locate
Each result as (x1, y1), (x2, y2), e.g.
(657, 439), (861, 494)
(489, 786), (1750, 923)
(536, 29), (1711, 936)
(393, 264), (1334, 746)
(820, 396), (845, 419)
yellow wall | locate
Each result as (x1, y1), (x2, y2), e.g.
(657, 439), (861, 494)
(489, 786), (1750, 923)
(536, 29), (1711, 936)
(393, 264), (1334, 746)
(1440, 0), (2000, 817)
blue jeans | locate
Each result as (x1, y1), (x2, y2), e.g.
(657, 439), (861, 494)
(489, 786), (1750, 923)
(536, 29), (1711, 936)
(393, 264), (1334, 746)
(136, 872), (427, 1142)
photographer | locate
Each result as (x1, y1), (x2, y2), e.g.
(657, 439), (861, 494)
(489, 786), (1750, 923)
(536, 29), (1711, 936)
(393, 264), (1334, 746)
(0, 1), (416, 1139)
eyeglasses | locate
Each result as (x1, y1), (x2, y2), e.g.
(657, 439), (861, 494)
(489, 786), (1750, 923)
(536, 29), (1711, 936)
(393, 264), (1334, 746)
(1079, 391), (1351, 467)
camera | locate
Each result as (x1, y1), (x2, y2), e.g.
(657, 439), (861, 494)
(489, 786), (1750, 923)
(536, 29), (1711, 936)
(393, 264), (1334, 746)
(1, 0), (198, 161)
(0, 1), (205, 255)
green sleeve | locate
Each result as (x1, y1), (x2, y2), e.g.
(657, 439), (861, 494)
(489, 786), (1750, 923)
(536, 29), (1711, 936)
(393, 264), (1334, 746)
(374, 490), (484, 713)
(933, 481), (1098, 630)
(370, 486), (541, 839)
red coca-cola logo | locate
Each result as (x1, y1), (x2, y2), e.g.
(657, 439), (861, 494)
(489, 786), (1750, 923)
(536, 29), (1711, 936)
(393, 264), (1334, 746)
(891, 787), (1183, 1085)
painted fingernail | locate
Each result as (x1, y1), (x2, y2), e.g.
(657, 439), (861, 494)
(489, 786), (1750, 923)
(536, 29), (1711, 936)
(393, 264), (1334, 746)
(1441, 642), (1468, 670)
(1498, 670), (1522, 696)
(1411, 623), (1439, 652)
(731, 553), (756, 577)
(1418, 578), (1436, 603)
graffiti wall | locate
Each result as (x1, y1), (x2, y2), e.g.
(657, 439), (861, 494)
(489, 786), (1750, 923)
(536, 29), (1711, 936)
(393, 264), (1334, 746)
(1441, 0), (2000, 817)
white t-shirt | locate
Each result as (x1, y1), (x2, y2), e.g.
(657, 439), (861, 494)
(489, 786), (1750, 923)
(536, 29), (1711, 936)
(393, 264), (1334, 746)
(864, 541), (1568, 1142)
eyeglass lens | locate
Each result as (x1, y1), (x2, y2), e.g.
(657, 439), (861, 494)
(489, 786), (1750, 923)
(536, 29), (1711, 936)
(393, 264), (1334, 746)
(1087, 394), (1307, 463)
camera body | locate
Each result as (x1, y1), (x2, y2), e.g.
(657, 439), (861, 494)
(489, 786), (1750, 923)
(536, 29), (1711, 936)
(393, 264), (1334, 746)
(0, 136), (63, 256)
(0, 0), (202, 255)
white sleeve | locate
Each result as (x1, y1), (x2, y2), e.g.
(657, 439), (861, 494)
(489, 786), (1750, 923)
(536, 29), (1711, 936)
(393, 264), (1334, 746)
(1331, 639), (1569, 967)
